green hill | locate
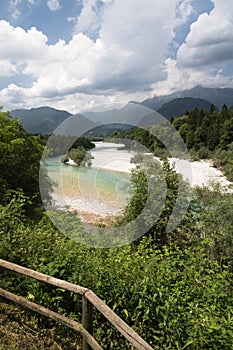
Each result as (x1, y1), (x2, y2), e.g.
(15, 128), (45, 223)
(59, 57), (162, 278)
(157, 97), (213, 119)
(11, 107), (72, 134)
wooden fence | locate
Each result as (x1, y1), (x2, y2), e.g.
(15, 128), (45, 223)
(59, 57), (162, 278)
(0, 259), (154, 350)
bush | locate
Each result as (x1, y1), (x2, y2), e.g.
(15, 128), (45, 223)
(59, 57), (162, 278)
(1, 207), (233, 349)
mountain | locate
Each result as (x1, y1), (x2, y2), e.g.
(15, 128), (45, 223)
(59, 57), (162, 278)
(10, 86), (233, 135)
(83, 102), (155, 125)
(140, 86), (233, 111)
(11, 103), (157, 135)
(157, 97), (213, 119)
(11, 107), (72, 134)
(53, 113), (97, 136)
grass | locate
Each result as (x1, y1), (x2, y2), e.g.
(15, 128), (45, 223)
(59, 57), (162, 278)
(0, 298), (81, 350)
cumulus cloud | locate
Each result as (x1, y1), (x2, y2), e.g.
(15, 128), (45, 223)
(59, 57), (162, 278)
(97, 0), (176, 86)
(0, 21), (48, 62)
(177, 0), (233, 67)
(0, 60), (18, 76)
(47, 0), (61, 12)
(74, 0), (102, 36)
(152, 58), (233, 96)
(4, 0), (232, 112)
(0, 0), (177, 111)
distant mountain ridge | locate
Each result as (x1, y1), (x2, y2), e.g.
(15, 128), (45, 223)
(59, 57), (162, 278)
(11, 86), (233, 134)
(12, 103), (158, 135)
(157, 97), (213, 119)
(83, 103), (154, 125)
(12, 107), (72, 134)
(140, 86), (233, 111)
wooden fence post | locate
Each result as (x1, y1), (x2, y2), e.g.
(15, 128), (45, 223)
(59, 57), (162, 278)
(0, 259), (154, 350)
(82, 293), (93, 350)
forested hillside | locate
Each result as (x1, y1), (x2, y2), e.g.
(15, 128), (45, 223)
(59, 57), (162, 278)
(11, 107), (72, 135)
(157, 97), (213, 119)
(114, 104), (233, 181)
(172, 104), (233, 180)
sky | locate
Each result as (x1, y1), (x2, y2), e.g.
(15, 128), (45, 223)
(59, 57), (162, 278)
(0, 0), (233, 113)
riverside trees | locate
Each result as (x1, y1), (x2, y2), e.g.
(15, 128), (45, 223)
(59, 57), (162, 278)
(0, 109), (44, 208)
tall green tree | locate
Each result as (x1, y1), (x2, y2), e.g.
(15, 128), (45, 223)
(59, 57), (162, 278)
(0, 110), (44, 207)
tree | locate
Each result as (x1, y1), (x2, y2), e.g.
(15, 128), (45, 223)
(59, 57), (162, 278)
(118, 156), (191, 247)
(210, 103), (217, 114)
(66, 146), (93, 166)
(220, 118), (233, 149)
(221, 103), (229, 119)
(0, 111), (45, 207)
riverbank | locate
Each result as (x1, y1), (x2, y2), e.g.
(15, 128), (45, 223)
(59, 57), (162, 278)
(48, 142), (232, 225)
(90, 142), (232, 189)
(90, 142), (136, 173)
(169, 158), (232, 188)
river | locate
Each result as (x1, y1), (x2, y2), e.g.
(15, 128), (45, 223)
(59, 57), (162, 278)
(44, 142), (134, 223)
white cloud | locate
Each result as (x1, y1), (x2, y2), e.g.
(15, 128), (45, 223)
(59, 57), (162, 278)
(0, 21), (48, 61)
(152, 58), (233, 96)
(177, 0), (233, 67)
(101, 0), (113, 4)
(0, 60), (18, 77)
(0, 0), (178, 111)
(97, 0), (176, 87)
(47, 0), (61, 12)
(175, 0), (194, 26)
(9, 0), (21, 19)
(74, 0), (101, 35)
(5, 0), (233, 112)
(2, 0), (233, 114)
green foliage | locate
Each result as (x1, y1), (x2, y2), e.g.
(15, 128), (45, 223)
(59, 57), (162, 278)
(109, 126), (170, 158)
(1, 106), (233, 349)
(171, 106), (233, 180)
(66, 146), (93, 166)
(193, 186), (233, 269)
(117, 157), (193, 248)
(0, 111), (44, 207)
(46, 135), (95, 157)
(212, 146), (233, 181)
(110, 105), (233, 180)
(1, 207), (233, 349)
(198, 146), (210, 159)
(172, 107), (233, 152)
(0, 179), (233, 349)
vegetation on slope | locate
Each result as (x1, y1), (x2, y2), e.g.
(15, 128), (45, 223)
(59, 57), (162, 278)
(112, 104), (233, 181)
(172, 104), (233, 180)
(0, 108), (233, 349)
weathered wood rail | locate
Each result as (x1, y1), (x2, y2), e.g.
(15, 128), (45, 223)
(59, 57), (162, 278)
(0, 259), (154, 350)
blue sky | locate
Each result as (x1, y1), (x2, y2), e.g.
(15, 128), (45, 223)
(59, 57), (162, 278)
(0, 0), (233, 113)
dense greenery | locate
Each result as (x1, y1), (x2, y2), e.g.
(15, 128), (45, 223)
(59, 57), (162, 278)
(172, 104), (232, 150)
(116, 156), (192, 247)
(44, 134), (95, 166)
(0, 110), (46, 212)
(46, 135), (95, 157)
(1, 189), (233, 349)
(65, 146), (93, 166)
(1, 109), (233, 349)
(172, 104), (233, 181)
(112, 105), (233, 181)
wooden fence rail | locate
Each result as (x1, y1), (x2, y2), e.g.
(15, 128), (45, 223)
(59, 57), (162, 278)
(0, 259), (154, 350)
